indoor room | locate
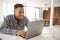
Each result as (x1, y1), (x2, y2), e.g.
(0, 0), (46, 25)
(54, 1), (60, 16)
(0, 0), (60, 40)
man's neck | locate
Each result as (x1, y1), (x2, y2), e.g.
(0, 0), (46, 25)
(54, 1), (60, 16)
(14, 15), (21, 21)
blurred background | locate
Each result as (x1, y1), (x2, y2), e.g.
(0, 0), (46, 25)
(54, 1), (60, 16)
(0, 0), (60, 26)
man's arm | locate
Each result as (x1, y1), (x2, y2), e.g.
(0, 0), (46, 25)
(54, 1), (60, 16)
(0, 16), (17, 35)
(16, 17), (29, 37)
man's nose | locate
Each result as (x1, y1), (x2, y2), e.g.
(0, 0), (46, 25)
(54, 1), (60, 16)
(20, 13), (24, 15)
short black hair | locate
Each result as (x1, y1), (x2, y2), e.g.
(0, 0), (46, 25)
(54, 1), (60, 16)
(14, 4), (24, 9)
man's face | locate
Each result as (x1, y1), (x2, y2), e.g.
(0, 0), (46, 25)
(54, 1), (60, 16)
(14, 7), (24, 20)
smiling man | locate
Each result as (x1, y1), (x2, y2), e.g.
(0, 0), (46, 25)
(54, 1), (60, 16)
(0, 4), (29, 37)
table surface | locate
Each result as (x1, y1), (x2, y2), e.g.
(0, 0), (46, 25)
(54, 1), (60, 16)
(0, 33), (57, 40)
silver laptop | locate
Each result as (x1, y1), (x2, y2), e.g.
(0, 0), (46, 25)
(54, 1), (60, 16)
(25, 20), (44, 39)
(20, 20), (44, 40)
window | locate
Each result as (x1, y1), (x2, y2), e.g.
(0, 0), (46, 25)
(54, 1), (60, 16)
(3, 3), (14, 17)
(25, 7), (40, 21)
(3, 3), (40, 22)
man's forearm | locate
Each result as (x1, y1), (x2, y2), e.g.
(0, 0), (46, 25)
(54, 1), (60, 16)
(0, 27), (17, 35)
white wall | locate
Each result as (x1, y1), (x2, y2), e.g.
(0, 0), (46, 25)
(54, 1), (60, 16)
(0, 3), (4, 27)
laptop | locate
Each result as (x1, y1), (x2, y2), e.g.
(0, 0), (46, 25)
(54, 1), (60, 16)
(20, 20), (44, 40)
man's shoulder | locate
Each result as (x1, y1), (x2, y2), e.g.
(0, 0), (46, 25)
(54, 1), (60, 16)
(24, 16), (28, 19)
(6, 15), (13, 18)
(5, 15), (14, 20)
(24, 16), (29, 21)
(5, 15), (13, 19)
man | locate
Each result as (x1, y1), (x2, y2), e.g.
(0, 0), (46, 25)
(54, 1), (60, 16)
(0, 4), (29, 37)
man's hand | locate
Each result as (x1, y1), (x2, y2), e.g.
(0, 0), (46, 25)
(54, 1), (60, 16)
(16, 30), (26, 37)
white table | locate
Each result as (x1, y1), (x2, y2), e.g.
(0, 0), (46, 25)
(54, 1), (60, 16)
(0, 33), (56, 40)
